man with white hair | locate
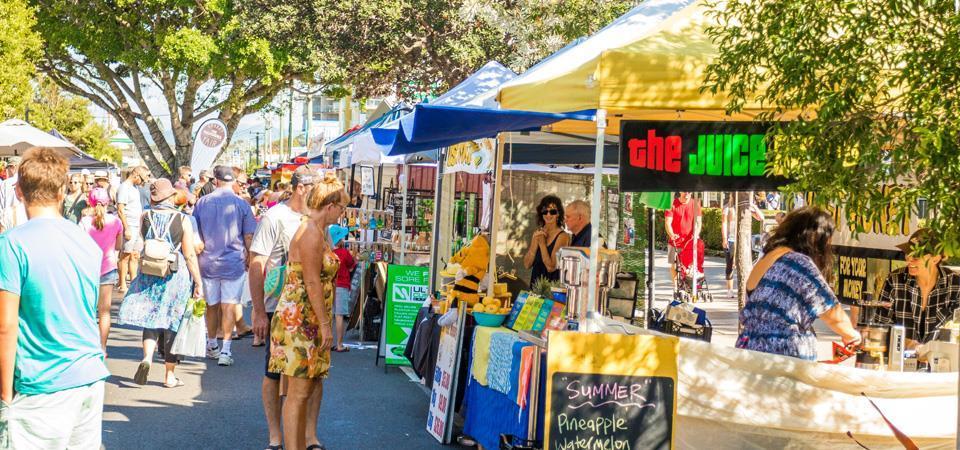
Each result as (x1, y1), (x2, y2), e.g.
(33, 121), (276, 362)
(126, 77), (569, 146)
(565, 200), (597, 248)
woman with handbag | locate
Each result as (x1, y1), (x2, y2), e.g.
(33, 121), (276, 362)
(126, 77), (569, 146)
(119, 178), (203, 388)
(268, 173), (348, 450)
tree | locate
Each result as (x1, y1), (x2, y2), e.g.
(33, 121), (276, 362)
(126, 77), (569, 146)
(32, 0), (332, 176)
(320, 0), (636, 99)
(27, 77), (118, 164)
(0, 0), (41, 120)
(704, 0), (960, 256)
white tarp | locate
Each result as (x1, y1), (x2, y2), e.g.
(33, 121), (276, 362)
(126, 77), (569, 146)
(675, 339), (957, 449)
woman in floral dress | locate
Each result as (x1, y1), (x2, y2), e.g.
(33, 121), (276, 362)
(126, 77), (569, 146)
(268, 173), (348, 450)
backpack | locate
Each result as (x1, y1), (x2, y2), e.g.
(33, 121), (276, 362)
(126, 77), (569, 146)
(141, 211), (181, 277)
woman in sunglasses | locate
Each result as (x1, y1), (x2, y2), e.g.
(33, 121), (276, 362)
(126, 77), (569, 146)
(62, 173), (89, 223)
(523, 195), (570, 286)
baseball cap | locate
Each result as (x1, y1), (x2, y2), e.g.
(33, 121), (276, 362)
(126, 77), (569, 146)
(150, 178), (177, 203)
(87, 187), (111, 207)
(896, 228), (941, 256)
(213, 165), (234, 182)
(199, 169), (210, 179)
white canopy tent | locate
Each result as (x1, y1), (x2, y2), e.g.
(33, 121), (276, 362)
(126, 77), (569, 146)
(0, 119), (80, 157)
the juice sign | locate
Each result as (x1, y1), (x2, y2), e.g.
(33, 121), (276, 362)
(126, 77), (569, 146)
(619, 121), (788, 193)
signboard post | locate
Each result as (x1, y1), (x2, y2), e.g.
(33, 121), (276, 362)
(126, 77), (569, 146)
(545, 332), (679, 450)
(619, 121), (788, 192)
(426, 307), (467, 444)
(384, 265), (429, 366)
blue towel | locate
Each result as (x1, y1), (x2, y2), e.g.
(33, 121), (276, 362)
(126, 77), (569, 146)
(487, 332), (522, 396)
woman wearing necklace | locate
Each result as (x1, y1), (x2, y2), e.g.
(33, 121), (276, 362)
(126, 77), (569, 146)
(268, 173), (348, 450)
(62, 173), (89, 223)
(523, 195), (570, 286)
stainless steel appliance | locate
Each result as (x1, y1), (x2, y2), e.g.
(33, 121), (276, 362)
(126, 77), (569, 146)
(558, 247), (622, 326)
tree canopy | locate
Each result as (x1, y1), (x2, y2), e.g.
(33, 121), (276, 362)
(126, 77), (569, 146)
(32, 0), (331, 175)
(704, 0), (960, 256)
(28, 77), (118, 164)
(0, 0), (41, 120)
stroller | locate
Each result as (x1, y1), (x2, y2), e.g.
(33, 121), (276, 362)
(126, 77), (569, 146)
(673, 238), (714, 303)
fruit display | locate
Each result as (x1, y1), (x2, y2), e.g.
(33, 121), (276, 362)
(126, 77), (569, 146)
(468, 296), (511, 315)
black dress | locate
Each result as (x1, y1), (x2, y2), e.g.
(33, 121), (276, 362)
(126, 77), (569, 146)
(530, 231), (563, 285)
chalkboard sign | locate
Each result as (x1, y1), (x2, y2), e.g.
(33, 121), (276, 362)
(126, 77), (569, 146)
(549, 372), (674, 450)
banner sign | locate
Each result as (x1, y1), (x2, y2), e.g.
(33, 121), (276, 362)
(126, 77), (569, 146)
(619, 121), (789, 192)
(190, 119), (228, 174)
(545, 332), (679, 450)
(426, 307), (466, 444)
(384, 265), (429, 366)
(360, 165), (375, 196)
(445, 138), (495, 174)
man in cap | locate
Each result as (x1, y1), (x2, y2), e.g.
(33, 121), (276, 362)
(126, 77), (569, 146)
(193, 165), (257, 366)
(876, 228), (960, 348)
(117, 166), (149, 292)
(195, 169), (215, 198)
(248, 166), (319, 449)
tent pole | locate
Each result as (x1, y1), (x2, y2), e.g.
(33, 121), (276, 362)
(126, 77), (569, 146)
(586, 109), (606, 321)
(486, 134), (506, 296)
(375, 165), (384, 209)
(349, 163), (356, 198)
(646, 207), (655, 328)
(429, 148), (447, 293)
(399, 164), (410, 264)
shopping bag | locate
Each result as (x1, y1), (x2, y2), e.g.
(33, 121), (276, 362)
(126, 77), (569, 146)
(240, 271), (252, 308)
(171, 298), (208, 358)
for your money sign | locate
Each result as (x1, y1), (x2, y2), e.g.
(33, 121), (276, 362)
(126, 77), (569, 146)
(384, 265), (429, 366)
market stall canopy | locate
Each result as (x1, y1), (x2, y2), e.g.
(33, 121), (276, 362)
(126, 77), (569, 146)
(0, 119), (80, 157)
(370, 104), (594, 156)
(497, 0), (796, 133)
(430, 61), (517, 109)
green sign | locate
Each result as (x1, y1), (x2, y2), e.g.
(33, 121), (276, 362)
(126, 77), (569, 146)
(384, 265), (429, 366)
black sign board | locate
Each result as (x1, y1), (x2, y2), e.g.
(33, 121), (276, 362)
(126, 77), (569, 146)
(548, 371), (674, 450)
(837, 255), (869, 305)
(619, 120), (790, 192)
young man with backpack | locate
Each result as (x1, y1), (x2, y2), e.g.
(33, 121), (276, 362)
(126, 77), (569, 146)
(193, 165), (257, 367)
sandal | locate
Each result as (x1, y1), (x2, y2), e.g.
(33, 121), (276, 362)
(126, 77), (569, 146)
(332, 346), (350, 353)
(134, 361), (150, 385)
(163, 377), (184, 388)
(236, 330), (254, 339)
(264, 446), (282, 450)
(306, 444), (326, 450)
(252, 337), (265, 347)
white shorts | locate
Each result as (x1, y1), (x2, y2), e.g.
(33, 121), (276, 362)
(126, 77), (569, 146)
(0, 380), (105, 449)
(202, 276), (246, 305)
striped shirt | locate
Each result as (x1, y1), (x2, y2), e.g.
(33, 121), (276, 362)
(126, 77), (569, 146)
(875, 267), (960, 343)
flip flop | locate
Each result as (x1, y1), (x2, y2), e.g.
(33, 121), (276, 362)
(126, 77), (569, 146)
(163, 377), (185, 388)
(236, 330), (254, 339)
(251, 338), (265, 347)
(306, 444), (326, 450)
(264, 446), (282, 450)
(134, 361), (150, 385)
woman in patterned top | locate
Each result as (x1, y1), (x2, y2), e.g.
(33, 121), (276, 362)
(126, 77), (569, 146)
(737, 207), (861, 360)
(876, 228), (960, 347)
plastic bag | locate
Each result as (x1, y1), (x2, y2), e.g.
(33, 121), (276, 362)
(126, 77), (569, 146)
(171, 298), (208, 358)
(240, 271), (252, 308)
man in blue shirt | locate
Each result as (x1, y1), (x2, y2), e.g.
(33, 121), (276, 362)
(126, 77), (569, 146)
(0, 147), (110, 449)
(193, 165), (257, 366)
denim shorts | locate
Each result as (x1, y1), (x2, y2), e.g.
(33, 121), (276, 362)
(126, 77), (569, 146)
(334, 287), (352, 316)
(100, 269), (119, 286)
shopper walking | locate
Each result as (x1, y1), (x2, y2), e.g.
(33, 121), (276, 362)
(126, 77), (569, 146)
(117, 166), (149, 293)
(194, 165), (257, 367)
(331, 225), (356, 352)
(269, 173), (348, 450)
(63, 173), (89, 223)
(0, 147), (110, 448)
(249, 167), (315, 450)
(118, 179), (203, 387)
(0, 156), (25, 232)
(80, 187), (124, 351)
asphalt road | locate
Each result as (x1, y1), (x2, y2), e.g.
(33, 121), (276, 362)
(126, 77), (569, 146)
(102, 297), (453, 450)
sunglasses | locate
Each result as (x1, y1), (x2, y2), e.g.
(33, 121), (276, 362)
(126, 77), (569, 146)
(542, 209), (559, 216)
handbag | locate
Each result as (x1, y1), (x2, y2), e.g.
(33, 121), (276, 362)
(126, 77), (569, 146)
(263, 217), (291, 299)
(171, 298), (208, 358)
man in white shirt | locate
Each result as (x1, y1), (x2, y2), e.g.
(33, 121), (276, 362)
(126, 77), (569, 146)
(116, 166), (149, 292)
(0, 157), (24, 233)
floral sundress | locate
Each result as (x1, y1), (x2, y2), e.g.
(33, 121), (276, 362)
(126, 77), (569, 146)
(267, 252), (340, 379)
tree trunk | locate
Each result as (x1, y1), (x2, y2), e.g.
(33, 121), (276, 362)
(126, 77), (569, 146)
(735, 191), (754, 334)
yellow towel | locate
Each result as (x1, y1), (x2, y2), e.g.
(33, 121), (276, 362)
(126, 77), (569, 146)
(470, 325), (509, 386)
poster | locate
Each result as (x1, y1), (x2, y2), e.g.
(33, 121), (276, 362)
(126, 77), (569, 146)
(837, 255), (868, 305)
(426, 307), (466, 444)
(619, 121), (789, 192)
(545, 332), (679, 450)
(444, 138), (495, 174)
(384, 265), (429, 366)
(360, 165), (375, 196)
(190, 118), (228, 174)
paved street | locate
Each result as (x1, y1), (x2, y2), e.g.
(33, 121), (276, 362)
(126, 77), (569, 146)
(102, 295), (453, 450)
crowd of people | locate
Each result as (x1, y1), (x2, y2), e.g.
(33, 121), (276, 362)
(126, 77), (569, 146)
(0, 149), (360, 449)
